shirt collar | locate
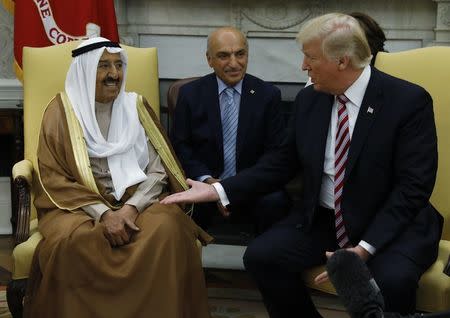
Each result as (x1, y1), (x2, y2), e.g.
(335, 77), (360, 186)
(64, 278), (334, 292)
(342, 65), (371, 108)
(217, 76), (243, 95)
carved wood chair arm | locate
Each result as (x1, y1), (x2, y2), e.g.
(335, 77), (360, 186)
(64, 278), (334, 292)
(13, 175), (31, 245)
(445, 254), (450, 277)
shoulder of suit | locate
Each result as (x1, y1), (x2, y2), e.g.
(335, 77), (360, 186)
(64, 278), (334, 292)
(178, 73), (215, 93)
(372, 67), (428, 96)
(244, 73), (279, 92)
(296, 83), (320, 100)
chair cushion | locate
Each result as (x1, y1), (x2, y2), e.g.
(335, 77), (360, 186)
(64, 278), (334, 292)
(416, 240), (450, 312)
(303, 265), (337, 295)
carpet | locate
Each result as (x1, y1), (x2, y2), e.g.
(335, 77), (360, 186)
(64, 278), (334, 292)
(0, 290), (349, 318)
(210, 298), (268, 318)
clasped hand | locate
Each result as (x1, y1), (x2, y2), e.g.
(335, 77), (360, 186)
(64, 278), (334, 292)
(100, 204), (140, 247)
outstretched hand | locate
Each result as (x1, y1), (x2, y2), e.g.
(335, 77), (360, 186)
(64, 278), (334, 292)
(160, 178), (220, 205)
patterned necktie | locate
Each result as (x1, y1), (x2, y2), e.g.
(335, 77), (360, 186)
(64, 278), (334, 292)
(335, 94), (351, 248)
(221, 87), (238, 179)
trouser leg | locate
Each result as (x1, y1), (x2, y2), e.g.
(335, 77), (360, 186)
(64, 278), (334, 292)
(243, 211), (337, 318)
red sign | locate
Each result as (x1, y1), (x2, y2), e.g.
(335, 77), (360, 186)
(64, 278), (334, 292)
(8, 0), (119, 81)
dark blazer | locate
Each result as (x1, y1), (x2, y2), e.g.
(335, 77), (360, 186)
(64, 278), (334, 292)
(171, 73), (285, 180)
(222, 67), (443, 268)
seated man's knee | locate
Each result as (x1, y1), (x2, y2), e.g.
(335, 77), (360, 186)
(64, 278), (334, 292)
(243, 238), (275, 271)
(148, 209), (184, 234)
(373, 266), (418, 313)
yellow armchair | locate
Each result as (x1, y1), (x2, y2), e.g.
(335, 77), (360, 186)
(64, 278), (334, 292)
(302, 47), (450, 313)
(375, 47), (450, 312)
(6, 41), (161, 317)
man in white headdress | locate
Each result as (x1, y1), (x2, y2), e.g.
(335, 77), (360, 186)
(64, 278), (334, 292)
(24, 37), (213, 318)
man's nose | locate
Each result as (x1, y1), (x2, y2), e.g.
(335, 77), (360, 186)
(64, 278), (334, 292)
(229, 54), (238, 67)
(108, 65), (119, 78)
(301, 59), (309, 71)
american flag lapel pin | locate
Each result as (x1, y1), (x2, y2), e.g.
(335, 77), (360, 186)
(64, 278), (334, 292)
(367, 106), (374, 114)
(250, 89), (255, 94)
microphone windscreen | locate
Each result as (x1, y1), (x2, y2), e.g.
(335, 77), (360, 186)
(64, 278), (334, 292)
(326, 249), (385, 318)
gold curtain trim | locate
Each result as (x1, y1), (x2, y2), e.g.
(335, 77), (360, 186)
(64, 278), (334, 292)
(136, 95), (189, 191)
(14, 59), (23, 84)
(1, 0), (14, 14)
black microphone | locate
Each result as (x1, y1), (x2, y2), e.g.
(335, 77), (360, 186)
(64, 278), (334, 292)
(326, 250), (450, 318)
(384, 312), (450, 318)
(326, 249), (385, 318)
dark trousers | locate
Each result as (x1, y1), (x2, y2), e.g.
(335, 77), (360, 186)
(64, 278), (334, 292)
(243, 208), (423, 318)
(192, 190), (291, 235)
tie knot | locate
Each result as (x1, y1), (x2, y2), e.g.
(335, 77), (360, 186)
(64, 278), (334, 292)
(224, 87), (235, 99)
(337, 94), (349, 105)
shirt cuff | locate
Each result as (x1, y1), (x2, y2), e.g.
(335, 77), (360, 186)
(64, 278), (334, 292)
(359, 240), (376, 255)
(211, 182), (230, 207)
(198, 175), (212, 182)
(81, 203), (110, 220)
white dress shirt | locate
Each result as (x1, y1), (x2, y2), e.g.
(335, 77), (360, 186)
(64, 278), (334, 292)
(198, 77), (243, 182)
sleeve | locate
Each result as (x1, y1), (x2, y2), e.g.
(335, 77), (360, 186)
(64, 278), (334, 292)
(170, 85), (213, 178)
(221, 92), (302, 204)
(263, 85), (286, 152)
(362, 88), (438, 250)
(125, 140), (168, 212)
(81, 203), (110, 220)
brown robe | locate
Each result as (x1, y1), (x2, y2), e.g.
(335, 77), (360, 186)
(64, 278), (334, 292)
(24, 94), (213, 318)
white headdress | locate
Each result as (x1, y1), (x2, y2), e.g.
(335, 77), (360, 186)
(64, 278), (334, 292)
(65, 37), (149, 200)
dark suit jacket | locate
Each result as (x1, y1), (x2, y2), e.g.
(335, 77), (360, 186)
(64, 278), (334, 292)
(222, 67), (443, 268)
(171, 73), (285, 180)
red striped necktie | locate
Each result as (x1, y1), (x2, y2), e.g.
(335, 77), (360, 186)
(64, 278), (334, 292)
(334, 94), (351, 248)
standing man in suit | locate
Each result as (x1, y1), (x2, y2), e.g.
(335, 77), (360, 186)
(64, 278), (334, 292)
(163, 13), (443, 317)
(171, 26), (290, 233)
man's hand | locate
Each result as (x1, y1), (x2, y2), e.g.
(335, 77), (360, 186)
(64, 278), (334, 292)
(217, 202), (231, 218)
(314, 246), (371, 285)
(100, 204), (140, 247)
(160, 178), (220, 204)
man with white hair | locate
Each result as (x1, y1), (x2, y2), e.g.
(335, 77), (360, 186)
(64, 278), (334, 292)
(161, 13), (442, 317)
(24, 37), (212, 318)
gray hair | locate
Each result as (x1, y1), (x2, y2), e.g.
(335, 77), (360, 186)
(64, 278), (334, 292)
(296, 13), (372, 68)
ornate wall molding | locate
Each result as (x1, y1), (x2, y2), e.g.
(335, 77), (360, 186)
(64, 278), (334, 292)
(1, 0), (448, 86)
(239, 0), (323, 31)
(0, 6), (14, 79)
(438, 1), (450, 27)
(433, 0), (450, 44)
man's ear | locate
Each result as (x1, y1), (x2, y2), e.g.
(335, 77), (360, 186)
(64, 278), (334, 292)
(206, 52), (213, 68)
(337, 56), (350, 71)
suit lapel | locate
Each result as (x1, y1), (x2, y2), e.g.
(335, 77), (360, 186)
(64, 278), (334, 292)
(345, 69), (384, 181)
(236, 75), (253, 158)
(204, 74), (223, 158)
(310, 94), (334, 189)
